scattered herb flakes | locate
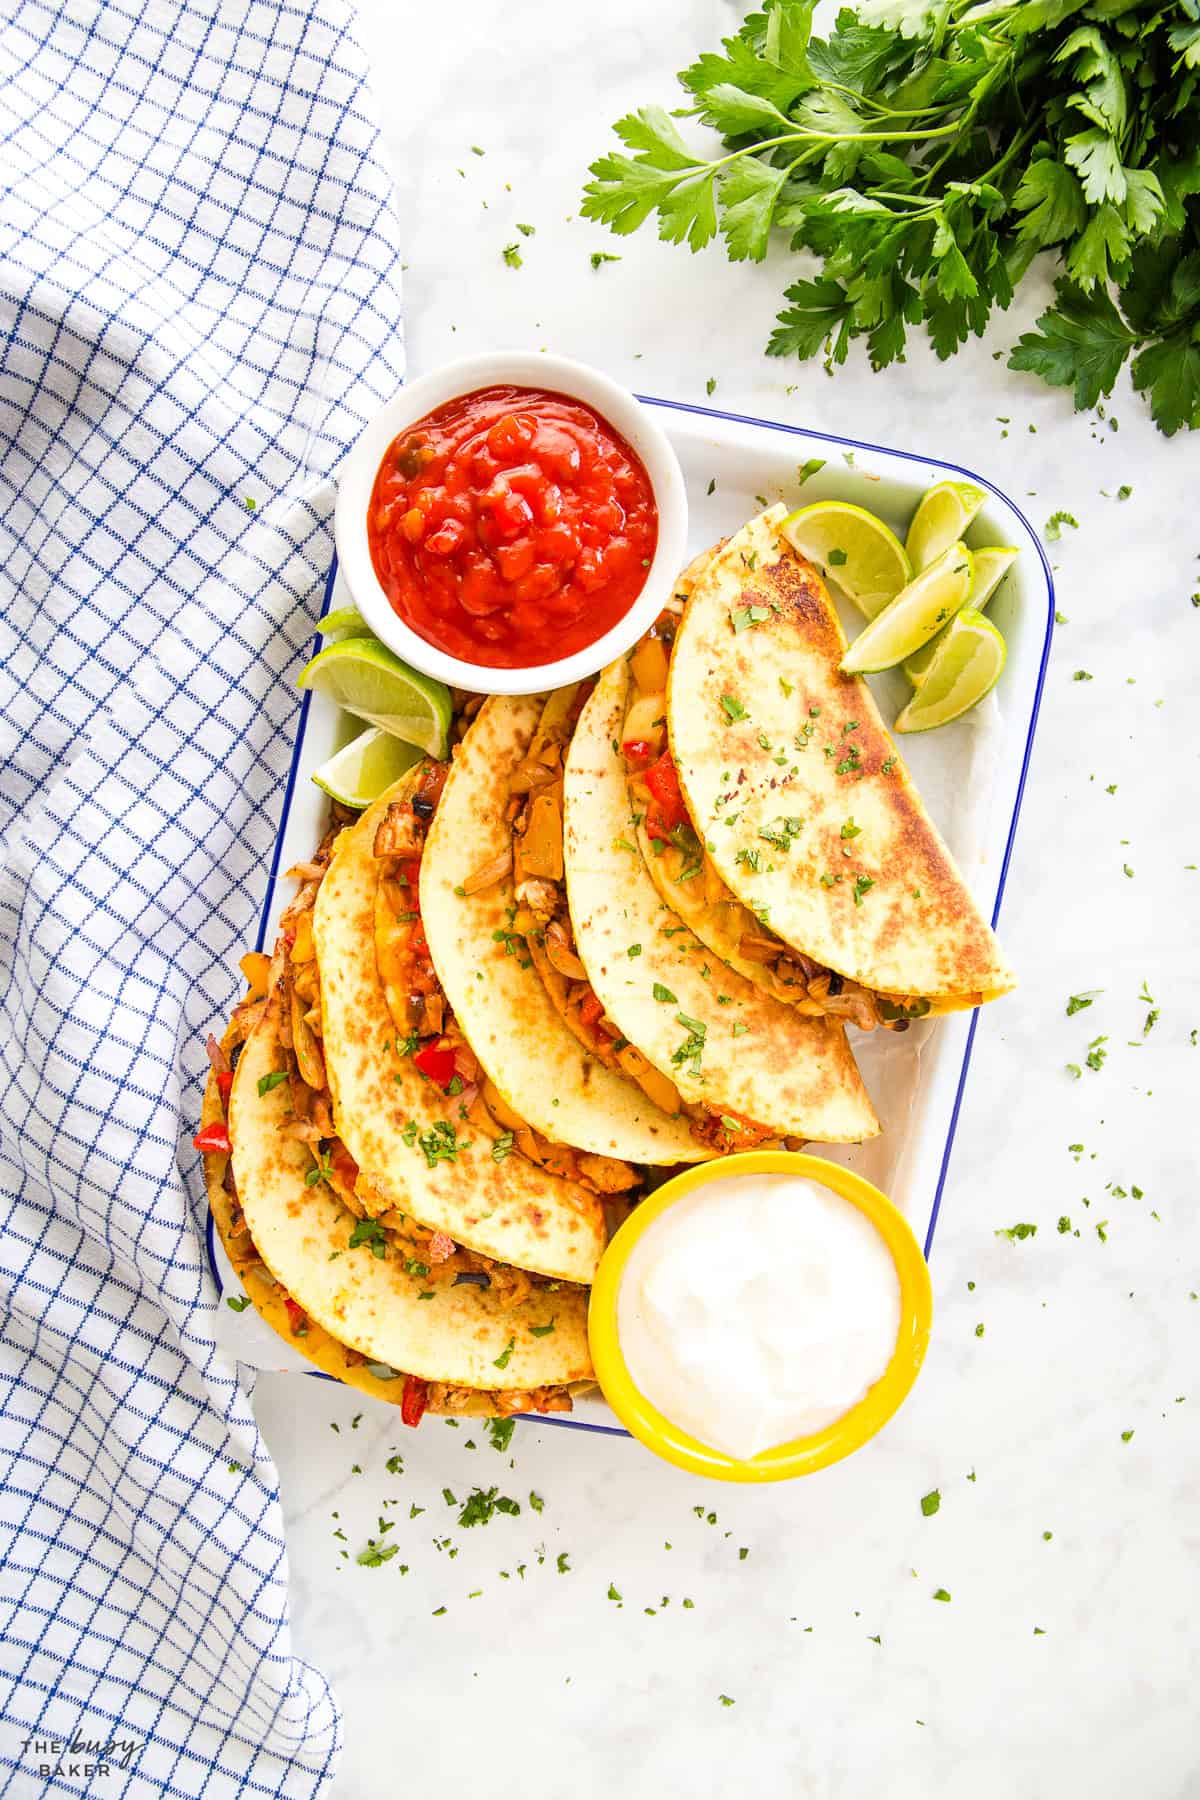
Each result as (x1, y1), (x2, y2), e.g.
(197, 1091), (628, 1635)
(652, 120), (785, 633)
(1085, 1035), (1108, 1071)
(487, 1417), (516, 1453)
(529, 1491), (545, 1513)
(492, 1131), (515, 1163)
(557, 1552), (571, 1573)
(920, 1490), (941, 1517)
(706, 476), (716, 495)
(1044, 511), (1079, 542)
(975, 1322), (985, 1337)
(797, 457), (825, 485)
(731, 604), (770, 633)
(840, 817), (862, 840)
(607, 1583), (622, 1603)
(529, 1319), (556, 1338)
(995, 1222), (1038, 1240)
(356, 1537), (399, 1567)
(501, 242), (523, 268)
(852, 875), (875, 907)
(458, 1486), (521, 1527)
(1057, 1215), (1073, 1234)
(515, 221), (535, 237)
(671, 1013), (707, 1073)
(1066, 1063), (1082, 1079)
(706, 377), (717, 396)
(256, 1069), (287, 1096)
(1121, 1429), (1135, 1443)
(932, 1589), (952, 1603)
(719, 1695), (736, 1707)
(720, 694), (748, 724)
(590, 251), (621, 270)
(225, 1294), (251, 1313)
(652, 983), (678, 1004)
(492, 1337), (515, 1370)
(1066, 991), (1101, 1016)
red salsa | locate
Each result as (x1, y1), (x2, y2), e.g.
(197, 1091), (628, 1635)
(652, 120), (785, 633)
(366, 385), (658, 668)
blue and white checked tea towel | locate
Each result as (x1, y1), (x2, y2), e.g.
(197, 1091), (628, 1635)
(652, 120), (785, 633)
(0, 2), (405, 1792)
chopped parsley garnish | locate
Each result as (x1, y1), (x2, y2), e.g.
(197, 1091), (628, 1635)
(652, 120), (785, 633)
(1066, 991), (1101, 1015)
(881, 755), (897, 775)
(256, 1070), (287, 1096)
(591, 251), (621, 270)
(758, 815), (803, 852)
(852, 875), (875, 906)
(653, 983), (678, 1004)
(1085, 1035), (1108, 1071)
(1073, 669), (1093, 681)
(627, 943), (642, 958)
(416, 1120), (466, 1168)
(225, 1294), (251, 1313)
(835, 745), (862, 777)
(348, 1218), (389, 1260)
(492, 1131), (515, 1162)
(487, 1418), (516, 1452)
(828, 547), (848, 566)
(797, 457), (825, 485)
(402, 1255), (430, 1278)
(356, 1537), (399, 1567)
(995, 1222), (1037, 1240)
(1044, 511), (1079, 542)
(501, 242), (523, 268)
(529, 1319), (556, 1337)
(719, 694), (748, 724)
(840, 818), (861, 840)
(920, 1490), (940, 1517)
(395, 1030), (421, 1058)
(458, 1486), (521, 1527)
(731, 604), (769, 633)
(556, 1551), (570, 1572)
(493, 1337), (515, 1370)
(735, 847), (761, 872)
(671, 1013), (707, 1073)
(932, 1588), (952, 1603)
(304, 1155), (333, 1189)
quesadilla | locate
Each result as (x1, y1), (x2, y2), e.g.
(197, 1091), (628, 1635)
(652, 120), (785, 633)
(665, 508), (1016, 1022)
(561, 660), (881, 1147)
(418, 693), (706, 1164)
(203, 992), (591, 1421)
(313, 765), (612, 1285)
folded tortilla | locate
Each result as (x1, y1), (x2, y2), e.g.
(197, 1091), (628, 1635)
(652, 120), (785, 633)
(563, 660), (880, 1145)
(419, 695), (705, 1165)
(667, 508), (1016, 1009)
(314, 774), (609, 1284)
(218, 995), (592, 1395)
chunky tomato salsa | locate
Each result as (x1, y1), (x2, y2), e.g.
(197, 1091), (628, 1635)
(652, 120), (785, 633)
(366, 385), (658, 669)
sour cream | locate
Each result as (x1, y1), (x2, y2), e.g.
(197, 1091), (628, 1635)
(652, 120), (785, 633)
(617, 1174), (903, 1462)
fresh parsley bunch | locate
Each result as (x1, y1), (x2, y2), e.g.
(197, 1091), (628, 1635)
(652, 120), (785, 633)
(582, 0), (1200, 434)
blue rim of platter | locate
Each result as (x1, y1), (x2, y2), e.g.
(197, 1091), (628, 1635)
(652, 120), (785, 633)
(206, 392), (1055, 1436)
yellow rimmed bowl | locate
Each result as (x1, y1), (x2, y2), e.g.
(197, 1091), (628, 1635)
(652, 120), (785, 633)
(588, 1150), (933, 1483)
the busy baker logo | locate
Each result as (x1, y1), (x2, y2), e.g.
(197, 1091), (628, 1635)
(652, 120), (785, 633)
(19, 1733), (141, 1779)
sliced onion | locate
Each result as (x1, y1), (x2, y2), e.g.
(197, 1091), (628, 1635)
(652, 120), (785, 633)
(205, 1033), (230, 1075)
(462, 847), (512, 895)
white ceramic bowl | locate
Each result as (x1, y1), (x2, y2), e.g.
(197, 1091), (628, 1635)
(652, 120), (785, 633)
(333, 351), (689, 696)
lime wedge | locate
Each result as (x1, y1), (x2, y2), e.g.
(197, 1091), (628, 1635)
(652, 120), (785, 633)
(311, 726), (423, 807)
(316, 605), (370, 641)
(905, 481), (986, 573)
(894, 610), (1006, 733)
(904, 546), (1018, 686)
(840, 543), (974, 675)
(779, 501), (911, 617)
(298, 638), (452, 758)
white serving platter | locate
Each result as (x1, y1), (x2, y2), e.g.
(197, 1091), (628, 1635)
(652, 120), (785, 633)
(208, 394), (1053, 1437)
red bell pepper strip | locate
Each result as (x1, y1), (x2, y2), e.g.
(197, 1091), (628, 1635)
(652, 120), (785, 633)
(283, 1296), (308, 1337)
(193, 1121), (231, 1154)
(413, 1041), (457, 1089)
(621, 738), (656, 770)
(401, 1376), (428, 1427)
(216, 1070), (234, 1106)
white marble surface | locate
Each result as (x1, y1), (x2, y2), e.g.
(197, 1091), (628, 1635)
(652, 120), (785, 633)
(250, 4), (1200, 1794)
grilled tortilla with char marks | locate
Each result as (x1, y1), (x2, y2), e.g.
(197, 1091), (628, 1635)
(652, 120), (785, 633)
(666, 508), (1015, 1014)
